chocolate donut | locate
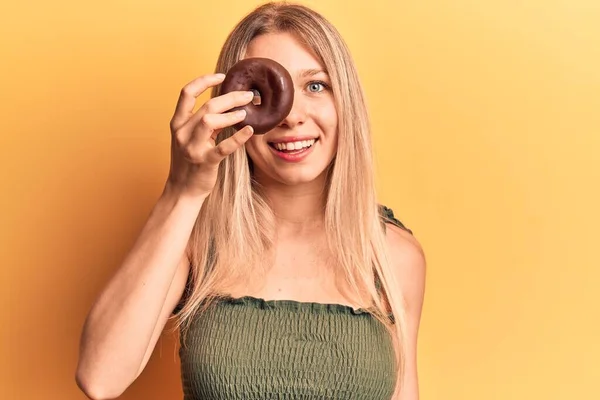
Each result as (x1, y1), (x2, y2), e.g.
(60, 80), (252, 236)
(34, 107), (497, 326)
(220, 58), (294, 135)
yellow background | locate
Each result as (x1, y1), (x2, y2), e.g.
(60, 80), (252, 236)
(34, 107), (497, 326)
(1, 0), (598, 399)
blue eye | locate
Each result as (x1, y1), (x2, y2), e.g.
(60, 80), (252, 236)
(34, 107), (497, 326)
(307, 81), (327, 93)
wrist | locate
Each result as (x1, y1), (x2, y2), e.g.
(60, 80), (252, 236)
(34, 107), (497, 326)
(161, 181), (209, 208)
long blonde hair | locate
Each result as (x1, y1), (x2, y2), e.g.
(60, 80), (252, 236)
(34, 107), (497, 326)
(172, 1), (408, 394)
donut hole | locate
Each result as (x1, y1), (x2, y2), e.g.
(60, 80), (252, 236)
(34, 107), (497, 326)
(251, 89), (262, 106)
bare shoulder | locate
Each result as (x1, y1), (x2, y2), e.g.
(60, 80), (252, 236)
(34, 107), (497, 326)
(380, 211), (426, 397)
(384, 222), (427, 309)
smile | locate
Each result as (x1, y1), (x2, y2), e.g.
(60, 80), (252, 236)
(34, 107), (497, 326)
(268, 138), (317, 152)
(267, 138), (319, 162)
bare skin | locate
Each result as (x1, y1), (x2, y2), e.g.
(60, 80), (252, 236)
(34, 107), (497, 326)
(75, 73), (256, 399)
(76, 31), (426, 400)
(221, 33), (354, 305)
(219, 32), (427, 399)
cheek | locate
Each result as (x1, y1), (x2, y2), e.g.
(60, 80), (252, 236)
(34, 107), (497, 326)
(315, 102), (338, 136)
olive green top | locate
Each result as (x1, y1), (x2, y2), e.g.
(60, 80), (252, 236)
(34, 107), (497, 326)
(178, 205), (411, 399)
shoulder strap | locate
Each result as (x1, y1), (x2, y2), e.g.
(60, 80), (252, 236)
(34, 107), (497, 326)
(375, 204), (413, 315)
(378, 204), (413, 235)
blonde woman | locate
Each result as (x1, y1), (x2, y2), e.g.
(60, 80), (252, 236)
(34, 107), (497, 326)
(76, 2), (426, 399)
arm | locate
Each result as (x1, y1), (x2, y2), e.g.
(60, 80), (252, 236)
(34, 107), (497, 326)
(75, 188), (203, 400)
(75, 73), (255, 400)
(386, 223), (427, 400)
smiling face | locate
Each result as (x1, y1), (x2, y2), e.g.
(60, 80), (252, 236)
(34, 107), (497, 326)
(243, 32), (339, 186)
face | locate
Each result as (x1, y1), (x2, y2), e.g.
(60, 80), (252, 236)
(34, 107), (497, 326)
(242, 32), (338, 186)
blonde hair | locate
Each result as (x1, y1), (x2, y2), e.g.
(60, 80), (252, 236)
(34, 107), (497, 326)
(172, 1), (408, 395)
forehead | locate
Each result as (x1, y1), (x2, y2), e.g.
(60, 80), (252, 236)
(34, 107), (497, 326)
(244, 32), (324, 75)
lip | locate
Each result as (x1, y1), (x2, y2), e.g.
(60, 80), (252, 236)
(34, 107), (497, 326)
(268, 140), (316, 162)
(267, 136), (318, 144)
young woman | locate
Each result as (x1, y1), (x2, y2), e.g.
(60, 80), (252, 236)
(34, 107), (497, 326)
(76, 2), (426, 399)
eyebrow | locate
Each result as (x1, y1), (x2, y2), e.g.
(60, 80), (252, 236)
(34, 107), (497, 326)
(298, 68), (329, 78)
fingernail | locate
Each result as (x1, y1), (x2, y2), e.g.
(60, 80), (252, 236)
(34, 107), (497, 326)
(215, 73), (226, 79)
(245, 91), (254, 98)
(236, 109), (247, 118)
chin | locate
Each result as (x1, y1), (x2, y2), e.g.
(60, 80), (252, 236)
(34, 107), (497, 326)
(248, 147), (335, 187)
(251, 162), (330, 187)
(273, 169), (326, 186)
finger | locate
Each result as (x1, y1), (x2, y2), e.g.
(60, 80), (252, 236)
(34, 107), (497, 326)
(185, 90), (254, 130)
(201, 90), (255, 115)
(206, 125), (254, 164)
(179, 109), (247, 150)
(170, 73), (226, 131)
(186, 109), (247, 144)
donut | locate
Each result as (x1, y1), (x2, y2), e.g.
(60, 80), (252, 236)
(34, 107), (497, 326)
(220, 57), (294, 135)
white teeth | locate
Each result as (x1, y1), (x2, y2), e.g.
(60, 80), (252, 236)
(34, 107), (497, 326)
(274, 139), (315, 151)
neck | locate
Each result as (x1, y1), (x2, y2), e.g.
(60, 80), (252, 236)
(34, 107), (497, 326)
(253, 172), (328, 236)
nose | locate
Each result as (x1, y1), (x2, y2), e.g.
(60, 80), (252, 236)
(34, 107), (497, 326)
(278, 91), (307, 129)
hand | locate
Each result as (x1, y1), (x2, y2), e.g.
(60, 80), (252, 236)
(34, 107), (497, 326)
(166, 73), (254, 198)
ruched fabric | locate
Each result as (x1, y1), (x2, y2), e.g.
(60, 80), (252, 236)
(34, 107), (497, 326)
(180, 296), (396, 399)
(178, 205), (412, 399)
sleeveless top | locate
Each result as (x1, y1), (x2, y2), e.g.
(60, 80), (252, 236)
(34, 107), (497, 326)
(177, 204), (412, 399)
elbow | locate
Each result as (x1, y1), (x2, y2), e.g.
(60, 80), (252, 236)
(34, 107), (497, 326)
(75, 368), (127, 400)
